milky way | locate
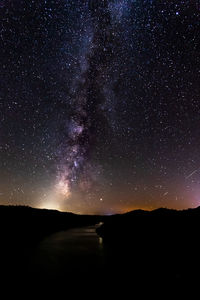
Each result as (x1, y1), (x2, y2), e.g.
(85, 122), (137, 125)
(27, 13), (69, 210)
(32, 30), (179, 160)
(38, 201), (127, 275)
(1, 1), (200, 213)
(56, 1), (121, 200)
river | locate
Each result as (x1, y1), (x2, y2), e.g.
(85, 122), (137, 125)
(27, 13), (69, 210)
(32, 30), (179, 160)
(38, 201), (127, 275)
(30, 224), (105, 283)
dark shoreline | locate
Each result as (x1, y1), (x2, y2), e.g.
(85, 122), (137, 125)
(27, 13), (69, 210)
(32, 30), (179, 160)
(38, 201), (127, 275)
(1, 205), (200, 287)
(96, 206), (200, 284)
(0, 205), (104, 246)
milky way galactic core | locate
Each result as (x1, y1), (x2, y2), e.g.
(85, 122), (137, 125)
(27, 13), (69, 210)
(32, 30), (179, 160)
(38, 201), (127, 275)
(1, 1), (200, 214)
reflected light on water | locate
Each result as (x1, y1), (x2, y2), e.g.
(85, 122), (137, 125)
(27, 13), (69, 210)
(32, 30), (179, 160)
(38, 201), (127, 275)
(99, 237), (103, 245)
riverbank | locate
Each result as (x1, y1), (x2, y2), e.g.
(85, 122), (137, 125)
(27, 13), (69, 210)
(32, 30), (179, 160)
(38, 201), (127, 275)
(0, 205), (104, 245)
(96, 207), (200, 284)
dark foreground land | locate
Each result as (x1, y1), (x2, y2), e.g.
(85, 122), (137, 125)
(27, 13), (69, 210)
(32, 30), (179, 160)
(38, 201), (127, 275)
(0, 205), (200, 291)
(97, 207), (200, 286)
(0, 205), (103, 290)
(0, 205), (102, 243)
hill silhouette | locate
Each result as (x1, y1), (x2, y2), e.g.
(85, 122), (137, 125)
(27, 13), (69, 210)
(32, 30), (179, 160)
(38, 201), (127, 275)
(0, 205), (105, 288)
(96, 206), (200, 243)
(0, 205), (103, 245)
(0, 205), (199, 289)
(96, 207), (200, 285)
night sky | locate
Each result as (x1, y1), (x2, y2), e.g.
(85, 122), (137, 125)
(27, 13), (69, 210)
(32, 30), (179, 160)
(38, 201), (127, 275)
(1, 1), (200, 214)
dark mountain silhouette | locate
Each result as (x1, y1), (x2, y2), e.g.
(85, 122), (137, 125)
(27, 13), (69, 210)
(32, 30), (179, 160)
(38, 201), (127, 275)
(0, 205), (103, 244)
(96, 207), (200, 285)
(0, 205), (199, 290)
(96, 206), (200, 243)
(0, 205), (105, 289)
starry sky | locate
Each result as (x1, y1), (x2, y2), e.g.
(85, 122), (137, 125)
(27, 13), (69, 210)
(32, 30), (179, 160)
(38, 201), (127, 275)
(1, 0), (200, 214)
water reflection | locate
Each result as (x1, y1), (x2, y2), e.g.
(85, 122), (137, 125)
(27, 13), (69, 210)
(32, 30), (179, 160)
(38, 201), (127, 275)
(31, 225), (105, 282)
(99, 237), (103, 245)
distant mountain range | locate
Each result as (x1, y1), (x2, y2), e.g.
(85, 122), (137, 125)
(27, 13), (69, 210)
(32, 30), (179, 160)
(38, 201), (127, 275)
(96, 206), (200, 284)
(0, 205), (102, 244)
(1, 205), (200, 246)
(96, 206), (200, 243)
(0, 205), (199, 285)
